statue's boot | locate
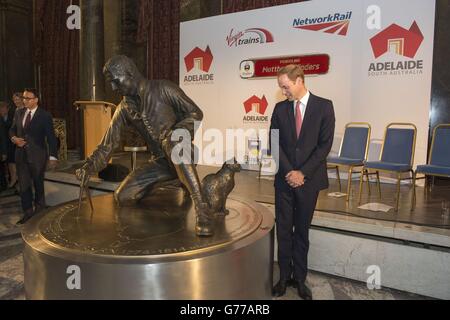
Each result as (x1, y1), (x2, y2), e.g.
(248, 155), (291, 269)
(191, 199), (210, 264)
(194, 201), (214, 237)
(177, 164), (214, 236)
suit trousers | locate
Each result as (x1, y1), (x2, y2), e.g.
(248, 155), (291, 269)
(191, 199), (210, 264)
(0, 161), (7, 189)
(275, 182), (319, 283)
(16, 152), (46, 212)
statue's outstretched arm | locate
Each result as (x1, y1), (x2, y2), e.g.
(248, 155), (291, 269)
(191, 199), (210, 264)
(76, 105), (128, 181)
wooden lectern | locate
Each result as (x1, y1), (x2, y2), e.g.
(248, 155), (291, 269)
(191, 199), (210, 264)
(74, 101), (116, 159)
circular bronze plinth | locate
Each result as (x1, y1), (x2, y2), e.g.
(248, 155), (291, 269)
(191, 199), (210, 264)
(23, 194), (274, 299)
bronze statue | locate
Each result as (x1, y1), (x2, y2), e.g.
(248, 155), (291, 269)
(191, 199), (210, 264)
(202, 158), (241, 216)
(76, 55), (215, 236)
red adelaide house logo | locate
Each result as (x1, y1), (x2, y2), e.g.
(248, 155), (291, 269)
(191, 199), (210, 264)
(184, 46), (213, 72)
(370, 21), (424, 58)
(184, 46), (214, 84)
(368, 21), (425, 77)
(243, 95), (269, 123)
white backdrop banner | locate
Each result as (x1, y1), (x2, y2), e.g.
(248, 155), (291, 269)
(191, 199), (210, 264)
(180, 0), (435, 168)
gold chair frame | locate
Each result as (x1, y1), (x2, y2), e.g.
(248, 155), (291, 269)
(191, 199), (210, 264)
(358, 122), (417, 212)
(411, 124), (450, 210)
(327, 122), (371, 201)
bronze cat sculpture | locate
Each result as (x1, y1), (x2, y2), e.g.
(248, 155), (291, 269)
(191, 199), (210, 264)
(201, 159), (241, 215)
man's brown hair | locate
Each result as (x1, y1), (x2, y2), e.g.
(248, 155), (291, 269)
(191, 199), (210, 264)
(277, 64), (305, 82)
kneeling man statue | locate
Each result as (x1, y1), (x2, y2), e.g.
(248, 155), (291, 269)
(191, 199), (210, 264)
(76, 55), (214, 236)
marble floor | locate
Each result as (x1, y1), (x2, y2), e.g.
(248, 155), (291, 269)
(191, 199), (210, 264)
(0, 189), (25, 300)
(0, 188), (432, 300)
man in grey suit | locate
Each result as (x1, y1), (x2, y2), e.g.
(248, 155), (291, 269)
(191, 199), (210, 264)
(9, 89), (58, 224)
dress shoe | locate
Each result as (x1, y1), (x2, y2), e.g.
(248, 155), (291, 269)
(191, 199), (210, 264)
(16, 210), (34, 225)
(272, 279), (289, 297)
(296, 281), (312, 300)
(7, 180), (18, 189)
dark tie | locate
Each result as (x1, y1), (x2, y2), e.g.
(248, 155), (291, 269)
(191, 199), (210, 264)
(24, 111), (32, 129)
(295, 100), (303, 137)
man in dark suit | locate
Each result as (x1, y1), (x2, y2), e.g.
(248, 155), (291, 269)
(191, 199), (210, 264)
(0, 102), (7, 190)
(9, 89), (58, 224)
(270, 65), (335, 300)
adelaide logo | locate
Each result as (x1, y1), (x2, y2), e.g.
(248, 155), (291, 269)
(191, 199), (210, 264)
(243, 95), (269, 123)
(369, 21), (423, 58)
(184, 46), (214, 84)
(368, 21), (424, 77)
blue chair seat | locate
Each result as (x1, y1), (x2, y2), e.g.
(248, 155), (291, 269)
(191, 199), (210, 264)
(416, 164), (450, 176)
(327, 156), (364, 166)
(364, 161), (411, 172)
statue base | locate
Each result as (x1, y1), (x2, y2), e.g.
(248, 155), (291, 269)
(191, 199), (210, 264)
(22, 194), (274, 299)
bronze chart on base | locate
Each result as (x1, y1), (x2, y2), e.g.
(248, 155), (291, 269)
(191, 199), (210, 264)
(22, 194), (274, 299)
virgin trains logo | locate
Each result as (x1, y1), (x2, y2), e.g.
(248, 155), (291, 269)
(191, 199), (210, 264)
(226, 28), (274, 47)
(293, 11), (352, 36)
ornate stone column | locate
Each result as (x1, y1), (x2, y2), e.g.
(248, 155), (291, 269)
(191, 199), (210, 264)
(79, 0), (105, 101)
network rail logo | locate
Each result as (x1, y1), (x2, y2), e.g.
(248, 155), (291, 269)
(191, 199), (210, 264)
(293, 11), (352, 36)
